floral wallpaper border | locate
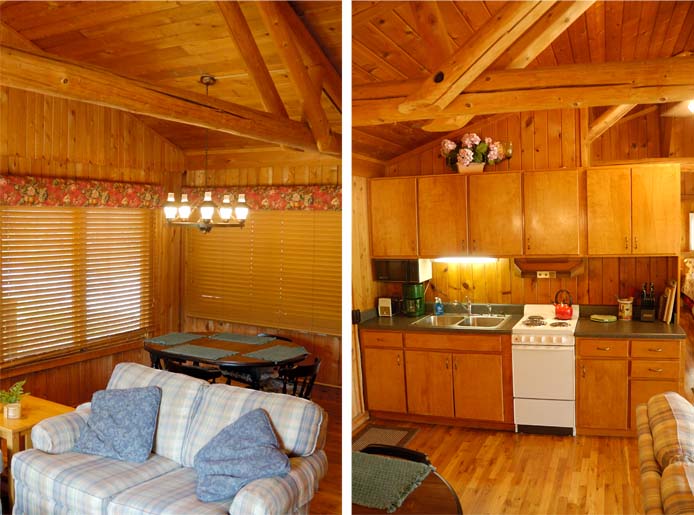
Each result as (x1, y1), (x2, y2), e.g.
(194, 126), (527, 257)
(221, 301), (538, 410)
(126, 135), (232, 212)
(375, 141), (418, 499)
(0, 175), (342, 211)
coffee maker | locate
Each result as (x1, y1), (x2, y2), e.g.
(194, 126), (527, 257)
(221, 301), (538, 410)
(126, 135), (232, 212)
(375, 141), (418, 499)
(402, 283), (425, 317)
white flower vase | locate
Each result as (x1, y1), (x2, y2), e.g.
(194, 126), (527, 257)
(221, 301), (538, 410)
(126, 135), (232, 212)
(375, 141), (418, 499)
(456, 162), (485, 174)
(3, 402), (21, 419)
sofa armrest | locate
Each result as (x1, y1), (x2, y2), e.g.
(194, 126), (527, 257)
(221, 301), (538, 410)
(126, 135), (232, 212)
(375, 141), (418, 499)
(30, 408), (91, 454)
(229, 451), (328, 515)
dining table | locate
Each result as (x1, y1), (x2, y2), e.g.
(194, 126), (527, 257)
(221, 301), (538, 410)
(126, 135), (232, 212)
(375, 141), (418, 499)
(143, 332), (310, 390)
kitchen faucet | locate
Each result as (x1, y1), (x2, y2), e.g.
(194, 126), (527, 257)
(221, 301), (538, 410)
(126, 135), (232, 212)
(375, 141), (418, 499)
(464, 296), (472, 317)
(487, 303), (493, 316)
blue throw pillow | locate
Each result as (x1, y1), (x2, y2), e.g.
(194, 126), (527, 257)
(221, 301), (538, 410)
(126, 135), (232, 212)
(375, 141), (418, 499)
(73, 386), (161, 463)
(194, 408), (290, 502)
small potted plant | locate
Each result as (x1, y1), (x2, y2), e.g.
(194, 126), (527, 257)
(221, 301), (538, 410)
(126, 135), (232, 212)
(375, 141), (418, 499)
(0, 379), (28, 419)
(440, 133), (512, 173)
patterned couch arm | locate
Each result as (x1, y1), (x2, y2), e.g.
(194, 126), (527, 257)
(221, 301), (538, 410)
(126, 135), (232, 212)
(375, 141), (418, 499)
(229, 451), (328, 515)
(31, 407), (91, 454)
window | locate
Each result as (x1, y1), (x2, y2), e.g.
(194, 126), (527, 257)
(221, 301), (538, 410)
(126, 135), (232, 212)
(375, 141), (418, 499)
(0, 207), (153, 366)
(184, 210), (341, 335)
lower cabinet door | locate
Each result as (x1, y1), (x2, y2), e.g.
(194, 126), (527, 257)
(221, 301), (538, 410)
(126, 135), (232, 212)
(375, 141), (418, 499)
(362, 348), (406, 413)
(630, 379), (679, 430)
(576, 358), (628, 430)
(405, 350), (454, 417)
(453, 353), (504, 421)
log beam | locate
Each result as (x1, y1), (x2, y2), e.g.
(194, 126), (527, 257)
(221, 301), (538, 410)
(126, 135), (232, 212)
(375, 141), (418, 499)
(0, 44), (327, 153)
(215, 1), (288, 117)
(398, 1), (556, 114)
(411, 1), (453, 72)
(586, 104), (637, 143)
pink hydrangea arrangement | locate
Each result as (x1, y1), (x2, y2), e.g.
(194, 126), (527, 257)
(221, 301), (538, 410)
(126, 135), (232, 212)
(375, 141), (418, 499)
(440, 133), (512, 171)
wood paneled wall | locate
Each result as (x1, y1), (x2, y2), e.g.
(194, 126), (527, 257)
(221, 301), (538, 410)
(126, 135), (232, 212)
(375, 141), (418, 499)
(668, 117), (694, 158)
(591, 106), (662, 162)
(385, 109), (579, 176)
(0, 87), (183, 404)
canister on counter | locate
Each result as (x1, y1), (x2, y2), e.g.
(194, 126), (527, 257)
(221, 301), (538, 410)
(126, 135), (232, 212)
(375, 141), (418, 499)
(617, 297), (633, 321)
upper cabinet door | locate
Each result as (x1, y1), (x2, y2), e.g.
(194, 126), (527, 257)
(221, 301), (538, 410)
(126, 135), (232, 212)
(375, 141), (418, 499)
(586, 167), (632, 255)
(524, 170), (580, 255)
(417, 175), (468, 257)
(468, 172), (523, 256)
(631, 164), (680, 255)
(369, 177), (417, 257)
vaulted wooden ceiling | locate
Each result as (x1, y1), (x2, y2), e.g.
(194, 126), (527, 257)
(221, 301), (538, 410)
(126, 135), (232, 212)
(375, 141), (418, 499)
(353, 1), (694, 162)
(0, 1), (342, 159)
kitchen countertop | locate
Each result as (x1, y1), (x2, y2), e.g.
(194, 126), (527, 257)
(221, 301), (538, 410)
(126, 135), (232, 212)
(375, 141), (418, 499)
(359, 312), (522, 334)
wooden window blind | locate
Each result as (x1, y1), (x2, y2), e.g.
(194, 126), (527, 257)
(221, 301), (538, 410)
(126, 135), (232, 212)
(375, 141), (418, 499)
(184, 210), (341, 335)
(0, 207), (153, 366)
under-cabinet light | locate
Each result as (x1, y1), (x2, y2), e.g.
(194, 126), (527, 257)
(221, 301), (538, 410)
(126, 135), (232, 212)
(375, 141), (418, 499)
(689, 100), (694, 114)
(433, 257), (497, 264)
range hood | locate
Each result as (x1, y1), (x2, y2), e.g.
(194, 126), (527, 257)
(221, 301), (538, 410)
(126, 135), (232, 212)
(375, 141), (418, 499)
(513, 258), (585, 279)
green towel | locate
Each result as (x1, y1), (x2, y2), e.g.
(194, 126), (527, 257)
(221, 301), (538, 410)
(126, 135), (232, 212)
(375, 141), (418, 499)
(145, 332), (200, 346)
(352, 451), (434, 513)
(209, 333), (276, 345)
(166, 344), (236, 361)
(243, 345), (307, 363)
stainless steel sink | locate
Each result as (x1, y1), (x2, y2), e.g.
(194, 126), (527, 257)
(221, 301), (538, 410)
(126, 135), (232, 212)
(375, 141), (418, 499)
(411, 314), (510, 329)
(411, 315), (465, 327)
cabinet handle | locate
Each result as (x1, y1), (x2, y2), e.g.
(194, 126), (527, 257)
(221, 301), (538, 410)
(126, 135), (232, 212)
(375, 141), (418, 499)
(376, 338), (384, 342)
(597, 346), (611, 351)
(396, 354), (400, 366)
(527, 236), (531, 251)
(454, 361), (458, 371)
(634, 237), (638, 250)
(648, 348), (663, 352)
(581, 365), (586, 378)
(461, 240), (466, 250)
(472, 239), (477, 251)
(648, 367), (664, 373)
(445, 358), (449, 370)
(624, 236), (629, 250)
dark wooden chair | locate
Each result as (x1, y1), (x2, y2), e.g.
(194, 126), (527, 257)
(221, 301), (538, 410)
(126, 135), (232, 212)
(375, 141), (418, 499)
(164, 359), (222, 383)
(262, 357), (320, 399)
(221, 334), (293, 386)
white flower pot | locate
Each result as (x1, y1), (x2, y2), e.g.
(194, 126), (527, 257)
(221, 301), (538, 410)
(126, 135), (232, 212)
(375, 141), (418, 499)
(457, 162), (485, 174)
(3, 402), (21, 419)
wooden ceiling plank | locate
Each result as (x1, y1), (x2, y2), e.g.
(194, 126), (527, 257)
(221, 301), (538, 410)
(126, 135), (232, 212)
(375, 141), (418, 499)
(615, 105), (658, 125)
(633, 2), (660, 61)
(398, 1), (556, 114)
(216, 1), (288, 118)
(0, 44), (323, 153)
(0, 20), (42, 51)
(586, 104), (636, 143)
(647, 2), (676, 59)
(619, 1), (642, 62)
(257, 2), (337, 154)
(410, 1), (453, 72)
(566, 6), (591, 64)
(421, 115), (475, 133)
(674, 4), (694, 55)
(603, 0), (624, 63)
(353, 1), (407, 28)
(278, 1), (342, 112)
(660, 2), (692, 57)
(495, 1), (596, 69)
(584, 1), (605, 64)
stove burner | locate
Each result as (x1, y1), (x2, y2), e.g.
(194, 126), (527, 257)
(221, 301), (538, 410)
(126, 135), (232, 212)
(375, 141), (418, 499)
(522, 319), (546, 327)
(550, 321), (570, 327)
(527, 315), (545, 321)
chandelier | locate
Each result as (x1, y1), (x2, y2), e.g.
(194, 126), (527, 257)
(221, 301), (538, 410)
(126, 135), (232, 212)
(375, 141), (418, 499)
(163, 75), (249, 233)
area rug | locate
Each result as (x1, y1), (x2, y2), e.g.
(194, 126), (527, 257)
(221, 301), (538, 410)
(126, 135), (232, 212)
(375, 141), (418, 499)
(352, 423), (419, 451)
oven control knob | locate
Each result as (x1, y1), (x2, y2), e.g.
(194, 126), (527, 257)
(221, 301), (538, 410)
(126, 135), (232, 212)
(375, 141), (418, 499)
(529, 336), (535, 343)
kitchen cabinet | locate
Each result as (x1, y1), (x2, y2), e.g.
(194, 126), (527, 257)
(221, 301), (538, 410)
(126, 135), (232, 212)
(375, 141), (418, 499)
(417, 175), (468, 257)
(468, 172), (523, 256)
(369, 177), (418, 257)
(586, 164), (680, 255)
(576, 338), (684, 435)
(453, 353), (504, 421)
(405, 350), (454, 417)
(523, 169), (580, 255)
(360, 331), (407, 413)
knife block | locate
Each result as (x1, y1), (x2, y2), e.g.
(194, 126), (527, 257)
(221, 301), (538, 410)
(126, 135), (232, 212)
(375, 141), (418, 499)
(640, 308), (656, 322)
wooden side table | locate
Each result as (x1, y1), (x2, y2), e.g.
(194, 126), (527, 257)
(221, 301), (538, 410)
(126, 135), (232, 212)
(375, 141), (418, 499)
(0, 395), (73, 505)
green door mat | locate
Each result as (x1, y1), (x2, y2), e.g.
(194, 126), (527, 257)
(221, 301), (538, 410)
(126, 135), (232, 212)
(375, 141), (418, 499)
(352, 451), (434, 513)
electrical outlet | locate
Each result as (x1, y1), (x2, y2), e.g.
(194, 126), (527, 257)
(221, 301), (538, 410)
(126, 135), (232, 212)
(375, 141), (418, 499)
(536, 271), (556, 279)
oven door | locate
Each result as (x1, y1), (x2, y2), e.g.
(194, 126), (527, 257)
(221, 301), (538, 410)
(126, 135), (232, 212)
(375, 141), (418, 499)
(512, 344), (575, 400)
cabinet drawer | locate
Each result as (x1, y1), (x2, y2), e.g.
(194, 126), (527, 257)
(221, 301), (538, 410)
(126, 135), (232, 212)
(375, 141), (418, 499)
(631, 360), (679, 379)
(577, 339), (628, 357)
(631, 340), (681, 359)
(405, 333), (502, 352)
(361, 331), (403, 348)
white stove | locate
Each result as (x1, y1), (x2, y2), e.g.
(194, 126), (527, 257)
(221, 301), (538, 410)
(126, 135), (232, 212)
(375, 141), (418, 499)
(511, 303), (579, 435)
(511, 304), (579, 345)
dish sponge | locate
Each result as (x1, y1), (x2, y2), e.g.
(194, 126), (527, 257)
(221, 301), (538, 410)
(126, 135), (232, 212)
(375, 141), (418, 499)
(590, 314), (617, 323)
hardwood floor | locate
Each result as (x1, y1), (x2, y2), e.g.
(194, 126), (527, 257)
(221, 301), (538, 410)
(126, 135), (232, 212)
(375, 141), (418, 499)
(311, 387), (342, 515)
(364, 420), (643, 515)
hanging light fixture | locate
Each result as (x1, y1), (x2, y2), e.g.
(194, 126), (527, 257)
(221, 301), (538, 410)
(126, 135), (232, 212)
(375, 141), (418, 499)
(164, 74), (249, 233)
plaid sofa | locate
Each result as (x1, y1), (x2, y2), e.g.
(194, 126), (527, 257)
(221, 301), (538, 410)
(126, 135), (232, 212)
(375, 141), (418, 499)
(636, 391), (694, 514)
(11, 362), (328, 515)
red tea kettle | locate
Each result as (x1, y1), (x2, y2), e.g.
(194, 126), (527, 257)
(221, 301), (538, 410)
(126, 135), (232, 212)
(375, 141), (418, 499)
(554, 289), (573, 320)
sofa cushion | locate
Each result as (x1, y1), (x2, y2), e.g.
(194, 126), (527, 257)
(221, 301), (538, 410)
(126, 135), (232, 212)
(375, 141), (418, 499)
(107, 362), (207, 464)
(648, 392), (694, 469)
(12, 449), (179, 515)
(662, 462), (694, 514)
(194, 409), (290, 502)
(107, 467), (231, 515)
(181, 384), (325, 467)
(74, 386), (162, 463)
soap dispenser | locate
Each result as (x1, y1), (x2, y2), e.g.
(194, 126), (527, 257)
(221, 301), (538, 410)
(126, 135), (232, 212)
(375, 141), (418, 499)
(434, 297), (444, 316)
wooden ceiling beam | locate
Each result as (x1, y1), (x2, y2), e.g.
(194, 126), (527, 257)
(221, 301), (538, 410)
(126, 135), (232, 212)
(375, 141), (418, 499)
(215, 1), (288, 118)
(586, 104), (637, 143)
(353, 56), (694, 125)
(398, 1), (556, 115)
(258, 2), (339, 154)
(411, 1), (453, 72)
(277, 1), (342, 112)
(0, 44), (326, 153)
